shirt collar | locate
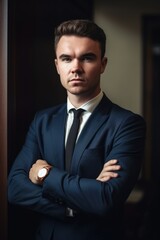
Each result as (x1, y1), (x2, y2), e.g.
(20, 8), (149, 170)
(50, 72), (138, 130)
(67, 91), (103, 114)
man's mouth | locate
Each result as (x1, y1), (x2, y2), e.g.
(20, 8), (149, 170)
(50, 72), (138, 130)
(69, 78), (84, 82)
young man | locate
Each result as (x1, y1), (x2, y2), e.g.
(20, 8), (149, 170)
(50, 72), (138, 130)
(8, 19), (146, 240)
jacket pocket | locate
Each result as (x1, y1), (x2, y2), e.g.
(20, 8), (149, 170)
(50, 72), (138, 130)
(78, 147), (105, 178)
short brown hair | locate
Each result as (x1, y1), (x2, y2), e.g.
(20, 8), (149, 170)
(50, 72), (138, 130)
(54, 19), (106, 58)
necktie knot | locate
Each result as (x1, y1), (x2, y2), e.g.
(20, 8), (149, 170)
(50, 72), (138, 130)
(72, 108), (84, 119)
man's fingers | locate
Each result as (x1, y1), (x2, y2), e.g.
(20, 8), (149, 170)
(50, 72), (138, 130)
(100, 171), (118, 179)
(103, 165), (121, 171)
(96, 159), (121, 182)
(97, 176), (111, 182)
(96, 171), (119, 182)
(36, 159), (48, 165)
(104, 159), (118, 166)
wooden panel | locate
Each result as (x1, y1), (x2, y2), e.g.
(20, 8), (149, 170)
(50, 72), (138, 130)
(142, 15), (160, 181)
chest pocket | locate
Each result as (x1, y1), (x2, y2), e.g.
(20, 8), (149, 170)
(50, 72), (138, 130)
(77, 147), (105, 178)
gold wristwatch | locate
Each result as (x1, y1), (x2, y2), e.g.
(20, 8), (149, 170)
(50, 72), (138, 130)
(37, 166), (51, 182)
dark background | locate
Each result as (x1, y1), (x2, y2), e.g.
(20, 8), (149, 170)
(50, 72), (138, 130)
(8, 1), (93, 239)
(8, 0), (94, 171)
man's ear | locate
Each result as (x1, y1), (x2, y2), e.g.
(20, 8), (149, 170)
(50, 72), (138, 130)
(54, 59), (60, 74)
(100, 57), (108, 74)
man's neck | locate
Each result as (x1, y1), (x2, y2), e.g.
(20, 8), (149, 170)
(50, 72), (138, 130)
(67, 89), (101, 108)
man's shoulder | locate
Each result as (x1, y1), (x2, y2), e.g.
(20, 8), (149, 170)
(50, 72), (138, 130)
(34, 103), (66, 120)
(110, 102), (146, 128)
(111, 103), (137, 117)
(102, 95), (145, 121)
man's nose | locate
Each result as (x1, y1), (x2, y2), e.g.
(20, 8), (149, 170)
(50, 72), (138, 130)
(71, 59), (83, 73)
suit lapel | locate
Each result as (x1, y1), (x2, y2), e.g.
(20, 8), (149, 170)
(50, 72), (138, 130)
(49, 105), (67, 169)
(71, 95), (112, 173)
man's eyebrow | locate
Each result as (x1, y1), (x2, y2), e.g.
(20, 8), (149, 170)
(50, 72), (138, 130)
(59, 54), (70, 59)
(58, 52), (97, 59)
(81, 52), (97, 58)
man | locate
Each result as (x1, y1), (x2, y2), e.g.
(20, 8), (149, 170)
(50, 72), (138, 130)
(8, 19), (146, 240)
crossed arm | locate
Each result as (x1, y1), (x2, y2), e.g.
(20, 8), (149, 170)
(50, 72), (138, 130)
(8, 112), (145, 218)
(29, 159), (121, 184)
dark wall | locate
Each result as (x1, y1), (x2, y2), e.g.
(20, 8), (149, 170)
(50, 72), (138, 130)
(0, 1), (7, 239)
(8, 1), (93, 239)
(142, 15), (160, 181)
(8, 0), (93, 169)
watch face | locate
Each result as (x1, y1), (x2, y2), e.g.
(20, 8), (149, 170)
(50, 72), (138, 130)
(38, 168), (47, 178)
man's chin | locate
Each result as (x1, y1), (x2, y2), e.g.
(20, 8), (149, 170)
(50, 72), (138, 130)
(68, 87), (86, 95)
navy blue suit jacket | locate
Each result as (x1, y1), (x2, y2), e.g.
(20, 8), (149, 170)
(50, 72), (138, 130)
(8, 95), (146, 240)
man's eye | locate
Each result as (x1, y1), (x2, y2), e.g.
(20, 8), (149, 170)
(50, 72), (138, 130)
(62, 57), (71, 62)
(82, 56), (95, 62)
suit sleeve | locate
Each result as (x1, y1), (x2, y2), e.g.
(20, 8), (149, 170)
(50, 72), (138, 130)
(43, 114), (146, 217)
(8, 117), (66, 220)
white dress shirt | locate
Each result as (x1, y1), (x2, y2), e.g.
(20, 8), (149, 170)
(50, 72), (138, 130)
(65, 91), (103, 145)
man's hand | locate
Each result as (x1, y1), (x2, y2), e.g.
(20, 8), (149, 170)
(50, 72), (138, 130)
(96, 159), (121, 182)
(29, 159), (52, 184)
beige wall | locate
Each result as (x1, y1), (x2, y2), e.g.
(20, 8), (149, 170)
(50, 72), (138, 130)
(94, 0), (160, 115)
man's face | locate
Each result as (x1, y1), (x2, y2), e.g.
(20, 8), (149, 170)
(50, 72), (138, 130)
(55, 36), (107, 99)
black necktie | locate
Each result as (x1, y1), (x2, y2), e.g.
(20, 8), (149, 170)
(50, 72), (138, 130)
(65, 109), (84, 171)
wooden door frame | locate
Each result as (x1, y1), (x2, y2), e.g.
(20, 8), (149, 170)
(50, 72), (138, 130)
(142, 15), (160, 181)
